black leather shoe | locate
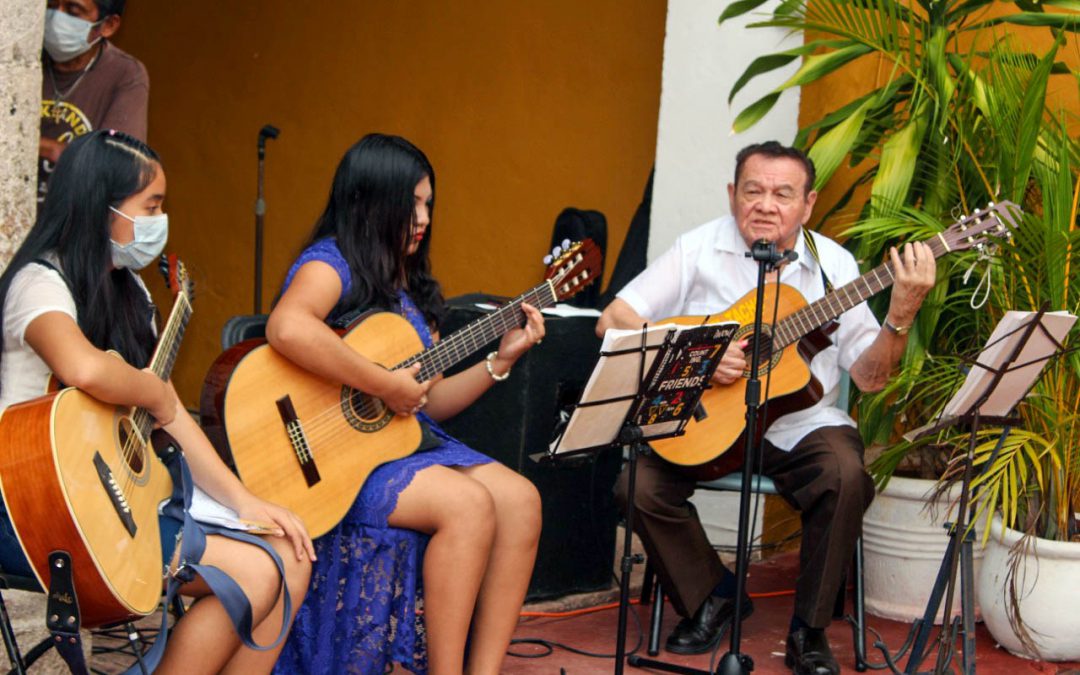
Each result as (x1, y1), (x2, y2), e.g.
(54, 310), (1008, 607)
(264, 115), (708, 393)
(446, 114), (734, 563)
(785, 627), (840, 675)
(665, 595), (753, 655)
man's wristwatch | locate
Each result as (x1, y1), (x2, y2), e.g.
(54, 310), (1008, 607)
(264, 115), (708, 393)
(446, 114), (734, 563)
(883, 317), (911, 336)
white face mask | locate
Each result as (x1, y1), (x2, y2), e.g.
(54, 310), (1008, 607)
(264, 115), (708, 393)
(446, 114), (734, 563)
(43, 8), (103, 63)
(109, 207), (169, 270)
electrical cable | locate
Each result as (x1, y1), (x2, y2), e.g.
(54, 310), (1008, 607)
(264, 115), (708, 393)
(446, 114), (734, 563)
(507, 578), (645, 660)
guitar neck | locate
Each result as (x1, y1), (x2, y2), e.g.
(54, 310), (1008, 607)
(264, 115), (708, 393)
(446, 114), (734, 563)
(397, 281), (558, 381)
(132, 292), (193, 438)
(774, 233), (950, 350)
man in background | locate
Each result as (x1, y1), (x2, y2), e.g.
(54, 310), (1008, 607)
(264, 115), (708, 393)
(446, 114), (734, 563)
(39, 0), (147, 203)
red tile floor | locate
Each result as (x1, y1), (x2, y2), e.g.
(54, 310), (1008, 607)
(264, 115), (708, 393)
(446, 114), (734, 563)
(501, 551), (1080, 674)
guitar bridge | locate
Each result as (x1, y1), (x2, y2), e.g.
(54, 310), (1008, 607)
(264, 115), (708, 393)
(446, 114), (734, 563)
(276, 396), (322, 487)
(93, 452), (137, 537)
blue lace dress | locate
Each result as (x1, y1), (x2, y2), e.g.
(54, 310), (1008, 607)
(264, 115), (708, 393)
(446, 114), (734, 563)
(273, 239), (493, 675)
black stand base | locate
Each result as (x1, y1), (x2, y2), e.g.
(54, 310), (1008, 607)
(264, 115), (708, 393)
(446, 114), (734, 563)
(716, 652), (754, 674)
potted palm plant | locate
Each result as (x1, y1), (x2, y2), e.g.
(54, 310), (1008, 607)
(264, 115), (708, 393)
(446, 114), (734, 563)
(719, 0), (1080, 650)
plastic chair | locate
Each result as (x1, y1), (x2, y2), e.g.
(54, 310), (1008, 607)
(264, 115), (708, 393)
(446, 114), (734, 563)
(639, 373), (868, 670)
(220, 314), (269, 350)
(640, 478), (867, 670)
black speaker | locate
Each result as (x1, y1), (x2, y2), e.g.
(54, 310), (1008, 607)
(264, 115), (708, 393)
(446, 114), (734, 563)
(438, 296), (619, 601)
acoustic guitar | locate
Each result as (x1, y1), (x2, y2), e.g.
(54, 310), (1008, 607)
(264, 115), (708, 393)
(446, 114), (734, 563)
(0, 256), (192, 627)
(200, 240), (602, 537)
(649, 202), (1019, 480)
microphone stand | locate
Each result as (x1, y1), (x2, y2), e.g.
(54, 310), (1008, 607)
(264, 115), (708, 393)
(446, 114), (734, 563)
(629, 239), (795, 675)
(717, 239), (792, 675)
(254, 124), (280, 314)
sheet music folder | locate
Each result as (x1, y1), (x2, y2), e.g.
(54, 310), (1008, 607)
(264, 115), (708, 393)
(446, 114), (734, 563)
(904, 309), (1076, 441)
(549, 321), (739, 456)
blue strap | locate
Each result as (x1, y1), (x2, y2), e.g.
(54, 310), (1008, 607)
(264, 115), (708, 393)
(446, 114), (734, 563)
(124, 457), (292, 673)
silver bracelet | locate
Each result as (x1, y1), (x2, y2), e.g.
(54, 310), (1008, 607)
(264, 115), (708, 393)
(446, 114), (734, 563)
(485, 351), (511, 382)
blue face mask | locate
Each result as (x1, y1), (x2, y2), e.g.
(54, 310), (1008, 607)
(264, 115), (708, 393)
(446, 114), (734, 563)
(109, 207), (169, 270)
(43, 8), (103, 63)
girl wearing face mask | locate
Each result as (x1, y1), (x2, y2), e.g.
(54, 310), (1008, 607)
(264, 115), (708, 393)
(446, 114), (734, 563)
(0, 130), (314, 674)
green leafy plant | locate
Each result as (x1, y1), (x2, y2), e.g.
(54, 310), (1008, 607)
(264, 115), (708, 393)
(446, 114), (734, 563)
(720, 0), (1080, 548)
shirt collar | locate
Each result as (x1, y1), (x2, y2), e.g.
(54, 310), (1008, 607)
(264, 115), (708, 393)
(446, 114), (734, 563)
(715, 218), (815, 274)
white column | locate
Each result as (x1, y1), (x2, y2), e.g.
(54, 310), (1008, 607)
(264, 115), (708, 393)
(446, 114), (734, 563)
(0, 0), (45, 267)
(650, 0), (802, 259)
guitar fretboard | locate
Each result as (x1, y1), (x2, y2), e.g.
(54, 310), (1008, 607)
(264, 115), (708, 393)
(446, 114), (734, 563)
(773, 235), (949, 350)
(132, 292), (193, 439)
(396, 281), (558, 381)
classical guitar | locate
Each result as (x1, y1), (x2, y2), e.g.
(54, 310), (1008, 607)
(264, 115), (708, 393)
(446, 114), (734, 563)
(0, 256), (192, 627)
(649, 202), (1020, 480)
(200, 240), (602, 537)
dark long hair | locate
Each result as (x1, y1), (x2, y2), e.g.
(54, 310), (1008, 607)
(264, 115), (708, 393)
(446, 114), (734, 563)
(0, 130), (160, 390)
(304, 133), (445, 327)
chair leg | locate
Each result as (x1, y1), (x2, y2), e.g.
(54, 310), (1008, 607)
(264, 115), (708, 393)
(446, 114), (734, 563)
(123, 622), (150, 675)
(853, 535), (867, 672)
(640, 559), (654, 605)
(647, 579), (664, 656)
(0, 592), (26, 675)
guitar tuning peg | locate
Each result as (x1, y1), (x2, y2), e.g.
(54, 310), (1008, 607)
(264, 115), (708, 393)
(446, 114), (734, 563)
(552, 246), (563, 258)
(561, 238), (571, 249)
(543, 254), (553, 265)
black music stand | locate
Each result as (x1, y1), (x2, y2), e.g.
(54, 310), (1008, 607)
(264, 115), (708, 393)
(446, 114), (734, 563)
(871, 306), (1076, 675)
(549, 320), (738, 674)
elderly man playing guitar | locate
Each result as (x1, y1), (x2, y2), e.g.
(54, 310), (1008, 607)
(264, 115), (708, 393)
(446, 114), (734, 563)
(596, 141), (936, 675)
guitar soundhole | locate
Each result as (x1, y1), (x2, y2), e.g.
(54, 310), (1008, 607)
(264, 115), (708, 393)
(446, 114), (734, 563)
(340, 387), (393, 433)
(736, 325), (782, 378)
(116, 418), (145, 474)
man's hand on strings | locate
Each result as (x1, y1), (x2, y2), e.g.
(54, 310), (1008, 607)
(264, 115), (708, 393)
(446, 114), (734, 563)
(712, 339), (748, 385)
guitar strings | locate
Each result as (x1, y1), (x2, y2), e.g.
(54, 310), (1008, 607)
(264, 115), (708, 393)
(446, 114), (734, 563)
(238, 284), (555, 460)
(117, 293), (191, 497)
(282, 285), (549, 435)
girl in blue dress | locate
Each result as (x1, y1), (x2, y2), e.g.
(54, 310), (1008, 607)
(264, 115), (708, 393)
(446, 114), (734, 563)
(269, 133), (544, 674)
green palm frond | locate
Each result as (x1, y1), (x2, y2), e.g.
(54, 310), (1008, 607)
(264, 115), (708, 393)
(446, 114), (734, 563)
(728, 1), (1080, 541)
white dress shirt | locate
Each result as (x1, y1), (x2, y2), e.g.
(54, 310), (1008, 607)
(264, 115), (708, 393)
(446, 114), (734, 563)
(616, 215), (881, 450)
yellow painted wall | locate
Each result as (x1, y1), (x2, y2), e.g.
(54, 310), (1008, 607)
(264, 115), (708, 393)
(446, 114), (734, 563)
(112, 2), (666, 404)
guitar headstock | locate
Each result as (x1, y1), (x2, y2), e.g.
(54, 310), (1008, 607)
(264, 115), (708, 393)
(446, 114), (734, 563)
(544, 239), (602, 302)
(938, 201), (1020, 254)
(158, 253), (194, 304)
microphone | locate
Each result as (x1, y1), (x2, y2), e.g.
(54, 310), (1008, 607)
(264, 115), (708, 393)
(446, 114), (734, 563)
(746, 239), (797, 269)
(257, 124), (280, 157)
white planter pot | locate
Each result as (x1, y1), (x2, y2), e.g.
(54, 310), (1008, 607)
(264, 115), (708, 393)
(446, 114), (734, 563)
(977, 516), (1080, 661)
(862, 476), (984, 623)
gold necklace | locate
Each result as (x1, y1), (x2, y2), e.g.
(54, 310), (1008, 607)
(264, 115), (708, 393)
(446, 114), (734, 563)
(46, 48), (101, 124)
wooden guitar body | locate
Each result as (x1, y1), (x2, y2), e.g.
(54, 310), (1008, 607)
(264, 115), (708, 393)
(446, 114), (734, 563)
(0, 389), (172, 626)
(202, 312), (425, 538)
(202, 239), (603, 537)
(650, 283), (833, 480)
(645, 202), (1023, 478)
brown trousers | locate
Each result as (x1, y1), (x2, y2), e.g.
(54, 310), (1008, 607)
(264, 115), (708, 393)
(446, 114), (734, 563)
(615, 425), (874, 628)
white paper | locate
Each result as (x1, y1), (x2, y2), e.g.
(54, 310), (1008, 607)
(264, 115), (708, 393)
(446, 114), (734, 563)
(187, 485), (262, 532)
(942, 310), (1076, 419)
